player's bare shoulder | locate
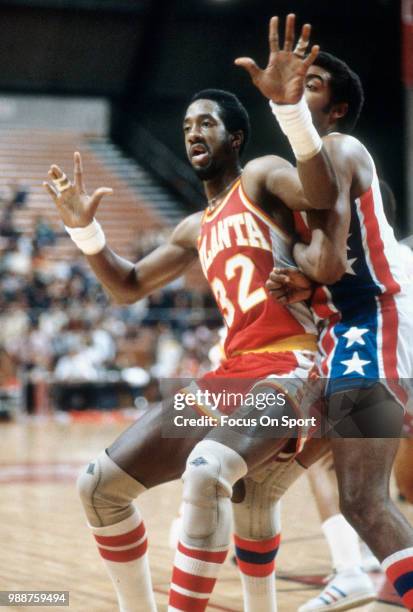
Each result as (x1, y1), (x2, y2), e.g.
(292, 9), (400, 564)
(243, 154), (293, 183)
(322, 133), (373, 195)
(242, 155), (294, 202)
(170, 210), (203, 252)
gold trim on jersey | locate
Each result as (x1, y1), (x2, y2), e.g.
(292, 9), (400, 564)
(231, 334), (317, 357)
(203, 179), (242, 222)
(238, 182), (292, 244)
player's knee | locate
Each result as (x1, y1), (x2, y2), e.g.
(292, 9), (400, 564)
(77, 459), (98, 514)
(182, 449), (224, 539)
(339, 492), (364, 529)
(233, 458), (302, 539)
(77, 450), (143, 528)
(182, 440), (247, 539)
(233, 476), (281, 539)
(339, 487), (388, 533)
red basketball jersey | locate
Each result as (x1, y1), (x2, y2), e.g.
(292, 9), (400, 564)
(198, 179), (316, 358)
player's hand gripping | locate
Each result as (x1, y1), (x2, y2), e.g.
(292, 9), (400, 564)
(235, 14), (319, 104)
(43, 152), (113, 228)
(266, 267), (314, 305)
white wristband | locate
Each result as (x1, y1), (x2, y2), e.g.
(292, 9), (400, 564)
(64, 219), (106, 255)
(269, 97), (322, 161)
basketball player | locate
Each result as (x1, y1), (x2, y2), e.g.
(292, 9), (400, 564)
(290, 181), (400, 612)
(43, 17), (337, 611)
(242, 14), (413, 610)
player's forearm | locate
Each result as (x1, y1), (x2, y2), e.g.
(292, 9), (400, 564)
(270, 99), (338, 210)
(86, 246), (142, 304)
(297, 148), (339, 210)
(293, 238), (346, 285)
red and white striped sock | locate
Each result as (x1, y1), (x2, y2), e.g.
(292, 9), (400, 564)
(382, 547), (413, 609)
(168, 439), (247, 610)
(169, 540), (228, 611)
(91, 509), (157, 612)
(234, 533), (280, 612)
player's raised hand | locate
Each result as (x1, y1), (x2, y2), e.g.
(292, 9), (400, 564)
(235, 14), (319, 104)
(266, 267), (313, 304)
(43, 152), (113, 228)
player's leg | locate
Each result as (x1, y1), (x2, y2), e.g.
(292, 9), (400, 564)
(168, 418), (328, 612)
(395, 438), (413, 504)
(168, 390), (295, 611)
(307, 451), (379, 572)
(331, 387), (413, 610)
(299, 451), (376, 612)
(168, 352), (320, 611)
(77, 401), (198, 612)
(232, 459), (292, 612)
(232, 440), (327, 612)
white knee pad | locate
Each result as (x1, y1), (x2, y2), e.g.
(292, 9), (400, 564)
(77, 450), (145, 528)
(182, 440), (247, 542)
(233, 457), (306, 539)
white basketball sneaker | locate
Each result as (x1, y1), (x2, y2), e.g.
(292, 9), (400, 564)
(360, 541), (381, 573)
(298, 568), (376, 611)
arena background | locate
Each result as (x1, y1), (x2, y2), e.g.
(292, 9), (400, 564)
(0, 1), (413, 610)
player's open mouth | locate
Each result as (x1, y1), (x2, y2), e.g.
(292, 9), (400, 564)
(190, 144), (210, 166)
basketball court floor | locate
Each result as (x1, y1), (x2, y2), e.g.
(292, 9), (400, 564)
(0, 419), (410, 611)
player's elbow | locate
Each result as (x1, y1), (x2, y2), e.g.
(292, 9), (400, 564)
(106, 287), (141, 305)
(109, 272), (144, 305)
(316, 268), (344, 285)
(313, 255), (346, 285)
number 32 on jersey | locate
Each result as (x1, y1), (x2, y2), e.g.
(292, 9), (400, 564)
(211, 254), (267, 328)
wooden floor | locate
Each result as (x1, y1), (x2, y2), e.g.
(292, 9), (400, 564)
(0, 419), (411, 612)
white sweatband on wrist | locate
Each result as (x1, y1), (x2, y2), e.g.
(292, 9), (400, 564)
(64, 219), (106, 255)
(269, 97), (322, 161)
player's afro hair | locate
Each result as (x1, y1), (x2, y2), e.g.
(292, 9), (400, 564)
(313, 52), (364, 132)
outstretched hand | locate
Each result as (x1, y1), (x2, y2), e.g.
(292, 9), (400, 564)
(266, 267), (314, 304)
(43, 152), (113, 228)
(235, 14), (319, 104)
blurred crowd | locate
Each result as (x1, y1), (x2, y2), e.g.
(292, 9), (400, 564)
(0, 188), (221, 413)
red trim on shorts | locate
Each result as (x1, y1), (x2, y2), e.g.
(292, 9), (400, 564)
(320, 317), (339, 376)
(312, 286), (339, 322)
(378, 294), (408, 405)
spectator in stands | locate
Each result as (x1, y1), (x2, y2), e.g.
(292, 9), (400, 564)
(6, 180), (29, 209)
(0, 193), (220, 413)
(0, 347), (17, 386)
(54, 343), (99, 382)
(0, 180), (28, 242)
(0, 295), (30, 346)
(33, 215), (56, 250)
